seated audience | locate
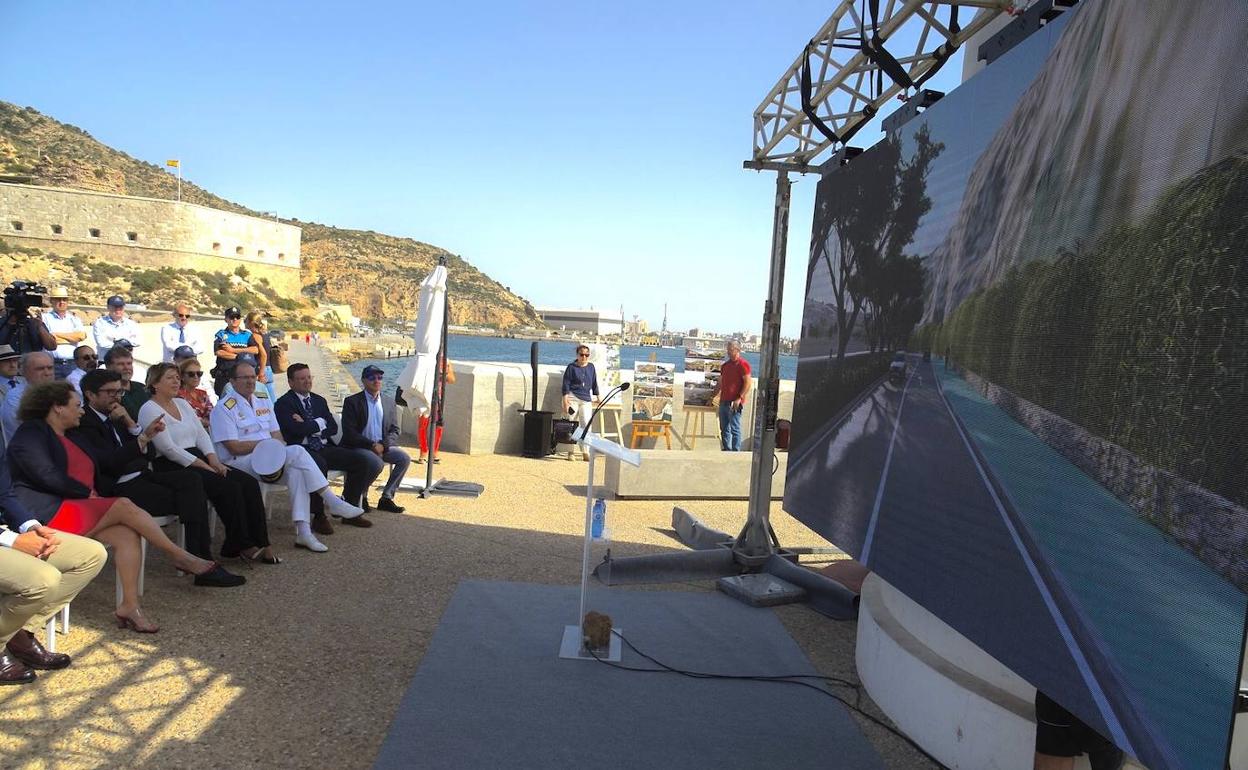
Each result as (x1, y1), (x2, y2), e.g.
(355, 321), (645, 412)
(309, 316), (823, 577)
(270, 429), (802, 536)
(141, 363), (278, 564)
(103, 344), (148, 420)
(209, 362), (364, 553)
(65, 345), (97, 393)
(73, 369), (243, 586)
(0, 457), (107, 684)
(340, 365), (408, 513)
(3, 352), (55, 444)
(7, 382), (234, 633)
(275, 363), (375, 533)
(177, 357), (215, 429)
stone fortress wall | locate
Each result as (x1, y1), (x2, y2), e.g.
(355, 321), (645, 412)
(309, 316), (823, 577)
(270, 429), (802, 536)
(0, 182), (302, 295)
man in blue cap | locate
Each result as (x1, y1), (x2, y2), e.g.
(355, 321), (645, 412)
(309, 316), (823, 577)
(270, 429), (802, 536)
(92, 295), (141, 353)
(340, 365), (409, 513)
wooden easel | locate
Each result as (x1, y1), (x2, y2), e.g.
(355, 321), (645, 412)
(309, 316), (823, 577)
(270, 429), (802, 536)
(682, 404), (720, 449)
(630, 419), (672, 449)
(594, 403), (623, 445)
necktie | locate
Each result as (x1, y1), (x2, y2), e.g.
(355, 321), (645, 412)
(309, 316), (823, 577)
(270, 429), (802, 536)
(6, 379), (14, 389)
(179, 327), (185, 343)
(302, 397), (324, 451)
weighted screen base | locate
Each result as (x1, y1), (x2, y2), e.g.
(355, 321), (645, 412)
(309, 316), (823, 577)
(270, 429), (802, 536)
(419, 479), (484, 498)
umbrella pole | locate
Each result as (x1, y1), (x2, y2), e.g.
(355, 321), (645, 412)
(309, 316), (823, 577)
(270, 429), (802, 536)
(419, 258), (484, 499)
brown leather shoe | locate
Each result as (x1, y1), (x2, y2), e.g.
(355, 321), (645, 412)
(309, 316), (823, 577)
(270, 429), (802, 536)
(0, 651), (36, 684)
(312, 513), (335, 536)
(6, 629), (70, 670)
(334, 514), (373, 528)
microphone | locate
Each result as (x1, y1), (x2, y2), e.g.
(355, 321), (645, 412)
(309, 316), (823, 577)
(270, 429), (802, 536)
(576, 381), (629, 442)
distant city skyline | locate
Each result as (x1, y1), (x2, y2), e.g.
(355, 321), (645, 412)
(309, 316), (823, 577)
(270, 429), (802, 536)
(2, 1), (969, 338)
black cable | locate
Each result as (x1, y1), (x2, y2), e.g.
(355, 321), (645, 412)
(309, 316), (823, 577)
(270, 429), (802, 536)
(585, 630), (942, 766)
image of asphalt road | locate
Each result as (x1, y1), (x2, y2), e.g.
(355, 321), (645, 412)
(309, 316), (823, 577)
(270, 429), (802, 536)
(784, 354), (1247, 770)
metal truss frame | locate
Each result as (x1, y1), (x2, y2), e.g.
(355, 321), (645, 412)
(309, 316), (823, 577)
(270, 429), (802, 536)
(751, 0), (1011, 167)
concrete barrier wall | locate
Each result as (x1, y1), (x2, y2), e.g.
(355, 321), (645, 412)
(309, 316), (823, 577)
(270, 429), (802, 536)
(435, 361), (795, 455)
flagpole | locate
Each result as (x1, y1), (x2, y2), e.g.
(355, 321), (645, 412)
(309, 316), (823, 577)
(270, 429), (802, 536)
(177, 163), (182, 202)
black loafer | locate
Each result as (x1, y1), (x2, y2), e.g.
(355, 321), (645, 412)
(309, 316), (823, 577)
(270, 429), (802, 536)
(377, 497), (405, 513)
(193, 564), (247, 587)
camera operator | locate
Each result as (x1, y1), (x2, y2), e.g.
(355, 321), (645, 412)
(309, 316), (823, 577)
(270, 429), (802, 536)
(0, 282), (56, 357)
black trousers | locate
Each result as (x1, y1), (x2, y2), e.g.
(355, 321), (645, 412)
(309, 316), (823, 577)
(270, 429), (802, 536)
(152, 455), (270, 555)
(305, 444), (381, 513)
(113, 469), (211, 560)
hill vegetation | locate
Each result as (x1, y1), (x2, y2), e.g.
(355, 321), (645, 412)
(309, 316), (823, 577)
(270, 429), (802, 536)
(0, 101), (542, 329)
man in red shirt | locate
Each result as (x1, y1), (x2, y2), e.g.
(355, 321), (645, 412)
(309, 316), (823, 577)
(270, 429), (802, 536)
(713, 340), (752, 451)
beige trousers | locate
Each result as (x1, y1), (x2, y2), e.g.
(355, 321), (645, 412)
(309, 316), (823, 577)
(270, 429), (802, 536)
(0, 532), (108, 644)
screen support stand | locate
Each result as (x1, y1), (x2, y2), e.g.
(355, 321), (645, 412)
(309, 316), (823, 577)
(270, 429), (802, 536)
(593, 169), (796, 595)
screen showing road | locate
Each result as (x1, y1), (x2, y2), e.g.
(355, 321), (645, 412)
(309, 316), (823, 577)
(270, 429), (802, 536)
(785, 2), (1248, 768)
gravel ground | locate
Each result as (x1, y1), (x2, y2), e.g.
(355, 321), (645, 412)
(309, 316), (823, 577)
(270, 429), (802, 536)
(0, 449), (937, 770)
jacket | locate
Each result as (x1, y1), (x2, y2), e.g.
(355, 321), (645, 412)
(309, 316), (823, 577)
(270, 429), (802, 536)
(340, 390), (401, 451)
(66, 408), (151, 495)
(5, 420), (93, 524)
(274, 390), (338, 449)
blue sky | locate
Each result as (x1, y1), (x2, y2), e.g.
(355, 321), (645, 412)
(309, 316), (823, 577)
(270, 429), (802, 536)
(3, 0), (967, 337)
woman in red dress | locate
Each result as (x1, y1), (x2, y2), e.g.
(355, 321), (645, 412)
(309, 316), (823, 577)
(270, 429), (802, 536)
(6, 382), (220, 633)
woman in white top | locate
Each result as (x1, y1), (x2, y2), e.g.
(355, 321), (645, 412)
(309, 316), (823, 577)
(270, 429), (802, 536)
(139, 363), (280, 564)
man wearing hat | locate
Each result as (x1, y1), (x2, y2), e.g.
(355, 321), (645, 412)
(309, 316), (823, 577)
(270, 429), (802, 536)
(92, 295), (141, 353)
(41, 287), (87, 379)
(210, 361), (365, 553)
(340, 365), (409, 513)
(0, 345), (21, 402)
(161, 303), (205, 364)
(211, 307), (259, 397)
(65, 345), (98, 394)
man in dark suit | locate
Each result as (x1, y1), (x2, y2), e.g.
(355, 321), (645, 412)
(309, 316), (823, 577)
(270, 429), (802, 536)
(71, 370), (242, 586)
(274, 363), (376, 534)
(340, 366), (409, 513)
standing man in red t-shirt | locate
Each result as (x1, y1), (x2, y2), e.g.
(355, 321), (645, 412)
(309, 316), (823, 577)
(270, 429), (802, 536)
(713, 340), (752, 451)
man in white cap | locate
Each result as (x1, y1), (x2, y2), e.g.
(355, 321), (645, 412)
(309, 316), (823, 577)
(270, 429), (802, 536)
(161, 302), (205, 363)
(92, 295), (141, 353)
(0, 346), (20, 401)
(209, 361), (364, 553)
(41, 287), (86, 379)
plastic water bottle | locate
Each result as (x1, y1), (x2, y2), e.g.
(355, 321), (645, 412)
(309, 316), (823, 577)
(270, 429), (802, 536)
(591, 498), (607, 540)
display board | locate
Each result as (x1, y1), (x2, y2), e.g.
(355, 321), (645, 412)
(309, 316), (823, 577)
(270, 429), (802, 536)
(683, 348), (721, 407)
(785, 2), (1248, 768)
(632, 361), (674, 422)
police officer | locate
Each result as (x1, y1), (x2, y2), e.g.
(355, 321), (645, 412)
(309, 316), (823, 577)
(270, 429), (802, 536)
(212, 307), (259, 396)
(208, 361), (365, 553)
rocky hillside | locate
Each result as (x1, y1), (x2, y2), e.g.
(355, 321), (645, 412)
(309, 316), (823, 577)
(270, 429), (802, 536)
(0, 101), (543, 329)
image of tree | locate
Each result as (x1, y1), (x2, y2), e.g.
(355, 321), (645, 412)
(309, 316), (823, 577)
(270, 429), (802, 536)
(807, 125), (942, 361)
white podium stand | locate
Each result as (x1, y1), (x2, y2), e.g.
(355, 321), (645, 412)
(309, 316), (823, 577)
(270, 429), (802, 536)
(559, 430), (641, 662)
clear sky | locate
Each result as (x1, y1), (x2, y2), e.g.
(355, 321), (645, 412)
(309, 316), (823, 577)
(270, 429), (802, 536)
(3, 0), (966, 338)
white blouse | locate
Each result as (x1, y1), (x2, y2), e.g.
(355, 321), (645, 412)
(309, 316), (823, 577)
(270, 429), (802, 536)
(138, 398), (217, 467)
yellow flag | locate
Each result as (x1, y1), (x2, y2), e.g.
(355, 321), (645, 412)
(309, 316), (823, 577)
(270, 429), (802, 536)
(166, 159), (180, 168)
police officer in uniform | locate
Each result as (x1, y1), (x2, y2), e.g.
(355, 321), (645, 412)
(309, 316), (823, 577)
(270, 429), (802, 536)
(209, 361), (365, 553)
(212, 307), (259, 397)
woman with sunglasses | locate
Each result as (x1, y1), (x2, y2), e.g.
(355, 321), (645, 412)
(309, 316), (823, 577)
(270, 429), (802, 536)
(560, 345), (599, 460)
(140, 363), (279, 565)
(177, 357), (214, 429)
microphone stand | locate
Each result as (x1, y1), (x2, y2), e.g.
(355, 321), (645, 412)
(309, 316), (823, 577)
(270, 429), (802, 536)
(573, 382), (629, 443)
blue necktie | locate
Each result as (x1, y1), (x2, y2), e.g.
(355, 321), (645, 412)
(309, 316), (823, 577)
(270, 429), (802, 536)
(179, 327), (185, 343)
(301, 397), (324, 451)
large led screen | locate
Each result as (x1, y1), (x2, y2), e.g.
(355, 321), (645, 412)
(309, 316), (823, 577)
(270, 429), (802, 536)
(785, 2), (1248, 768)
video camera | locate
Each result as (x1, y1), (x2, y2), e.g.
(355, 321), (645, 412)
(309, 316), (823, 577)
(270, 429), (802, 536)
(3, 280), (47, 314)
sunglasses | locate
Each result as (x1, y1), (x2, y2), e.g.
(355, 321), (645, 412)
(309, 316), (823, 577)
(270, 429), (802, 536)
(577, 353), (590, 358)
(363, 373), (384, 381)
(78, 355), (97, 362)
(185, 371), (204, 378)
(175, 313), (191, 319)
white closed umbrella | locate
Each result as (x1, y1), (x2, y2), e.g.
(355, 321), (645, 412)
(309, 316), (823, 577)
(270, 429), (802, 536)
(395, 264), (448, 415)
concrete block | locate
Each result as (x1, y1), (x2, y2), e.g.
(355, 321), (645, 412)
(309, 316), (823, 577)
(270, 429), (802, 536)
(604, 449), (787, 499)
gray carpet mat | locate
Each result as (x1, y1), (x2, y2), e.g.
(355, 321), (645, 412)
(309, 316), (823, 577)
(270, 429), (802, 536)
(373, 580), (882, 769)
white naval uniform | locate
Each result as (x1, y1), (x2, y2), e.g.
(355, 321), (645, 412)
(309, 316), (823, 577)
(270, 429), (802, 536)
(209, 389), (329, 524)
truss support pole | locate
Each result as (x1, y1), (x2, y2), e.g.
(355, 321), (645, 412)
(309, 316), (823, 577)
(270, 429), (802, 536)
(733, 170), (791, 567)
